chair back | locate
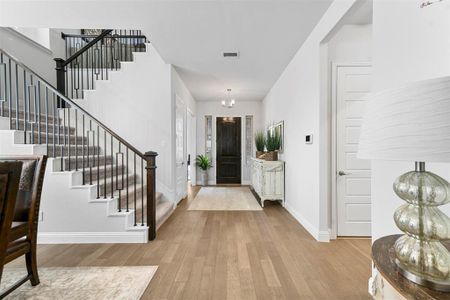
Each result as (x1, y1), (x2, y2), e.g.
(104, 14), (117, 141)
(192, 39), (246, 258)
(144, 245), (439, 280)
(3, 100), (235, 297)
(0, 162), (23, 266)
(0, 156), (47, 231)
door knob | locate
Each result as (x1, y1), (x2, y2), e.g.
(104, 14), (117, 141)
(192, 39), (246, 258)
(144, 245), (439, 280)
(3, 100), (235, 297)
(338, 171), (351, 176)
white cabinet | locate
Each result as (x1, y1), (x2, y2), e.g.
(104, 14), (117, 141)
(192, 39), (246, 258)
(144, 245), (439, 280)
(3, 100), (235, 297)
(251, 158), (285, 207)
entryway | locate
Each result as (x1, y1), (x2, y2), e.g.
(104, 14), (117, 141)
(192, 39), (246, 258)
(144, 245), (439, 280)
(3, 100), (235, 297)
(216, 117), (241, 184)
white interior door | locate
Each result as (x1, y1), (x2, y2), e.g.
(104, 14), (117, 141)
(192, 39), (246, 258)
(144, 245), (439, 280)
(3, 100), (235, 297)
(175, 96), (187, 202)
(336, 64), (372, 236)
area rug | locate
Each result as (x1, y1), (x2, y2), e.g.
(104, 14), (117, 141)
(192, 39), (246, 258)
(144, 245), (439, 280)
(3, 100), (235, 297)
(188, 186), (262, 211)
(0, 266), (157, 299)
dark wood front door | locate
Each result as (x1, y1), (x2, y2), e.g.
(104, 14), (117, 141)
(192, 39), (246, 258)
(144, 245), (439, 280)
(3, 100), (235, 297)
(216, 117), (241, 184)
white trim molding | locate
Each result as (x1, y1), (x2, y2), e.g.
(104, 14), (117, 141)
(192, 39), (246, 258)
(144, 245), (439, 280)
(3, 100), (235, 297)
(285, 202), (330, 242)
(38, 230), (148, 244)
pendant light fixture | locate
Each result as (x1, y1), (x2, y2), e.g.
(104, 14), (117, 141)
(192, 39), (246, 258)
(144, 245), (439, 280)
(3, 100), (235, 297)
(221, 88), (235, 108)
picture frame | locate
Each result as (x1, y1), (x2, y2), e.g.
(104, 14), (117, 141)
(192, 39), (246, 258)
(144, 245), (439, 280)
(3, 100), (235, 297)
(269, 121), (284, 153)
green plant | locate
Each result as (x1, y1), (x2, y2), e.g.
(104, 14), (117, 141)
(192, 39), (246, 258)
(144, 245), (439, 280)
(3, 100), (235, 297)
(266, 129), (281, 152)
(196, 154), (212, 171)
(255, 131), (266, 151)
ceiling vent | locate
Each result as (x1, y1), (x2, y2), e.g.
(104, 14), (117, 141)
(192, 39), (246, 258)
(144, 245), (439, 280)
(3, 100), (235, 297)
(223, 51), (240, 58)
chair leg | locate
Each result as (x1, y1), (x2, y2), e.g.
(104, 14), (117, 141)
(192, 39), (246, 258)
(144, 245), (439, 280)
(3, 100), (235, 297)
(25, 249), (39, 286)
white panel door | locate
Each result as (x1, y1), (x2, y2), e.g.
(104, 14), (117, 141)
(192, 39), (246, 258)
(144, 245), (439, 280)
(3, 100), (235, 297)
(336, 65), (372, 236)
(175, 96), (187, 202)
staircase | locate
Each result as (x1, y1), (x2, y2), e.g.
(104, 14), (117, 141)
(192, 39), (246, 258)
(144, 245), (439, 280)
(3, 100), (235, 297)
(0, 29), (175, 243)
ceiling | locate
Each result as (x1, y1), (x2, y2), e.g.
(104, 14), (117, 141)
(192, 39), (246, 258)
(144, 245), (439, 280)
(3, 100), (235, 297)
(0, 0), (333, 102)
(142, 1), (333, 102)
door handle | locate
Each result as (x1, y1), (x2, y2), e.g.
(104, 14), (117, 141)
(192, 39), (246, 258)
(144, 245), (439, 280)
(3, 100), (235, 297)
(338, 171), (351, 176)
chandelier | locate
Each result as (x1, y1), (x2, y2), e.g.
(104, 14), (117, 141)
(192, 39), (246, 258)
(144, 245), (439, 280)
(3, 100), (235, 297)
(221, 88), (235, 108)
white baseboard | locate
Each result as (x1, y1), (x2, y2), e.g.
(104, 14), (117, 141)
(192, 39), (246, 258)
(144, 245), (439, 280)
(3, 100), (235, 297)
(38, 231), (148, 244)
(284, 203), (330, 242)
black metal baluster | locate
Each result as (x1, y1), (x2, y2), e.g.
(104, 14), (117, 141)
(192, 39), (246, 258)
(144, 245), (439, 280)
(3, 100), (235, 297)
(0, 53), (4, 116)
(134, 152), (137, 226)
(104, 130), (107, 198)
(70, 38), (74, 98)
(23, 69), (27, 143)
(14, 64), (19, 130)
(8, 58), (12, 126)
(91, 47), (94, 89)
(82, 114), (85, 184)
(105, 37), (109, 80)
(126, 147), (129, 212)
(75, 110), (78, 170)
(88, 120), (92, 185)
(67, 108), (71, 170)
(111, 136), (114, 199)
(81, 48), (84, 98)
(45, 86), (49, 152)
(141, 158), (144, 226)
(58, 101), (62, 170)
(36, 81), (41, 144)
(117, 142), (122, 212)
(100, 43), (104, 80)
(52, 94), (56, 159)
(97, 124), (100, 199)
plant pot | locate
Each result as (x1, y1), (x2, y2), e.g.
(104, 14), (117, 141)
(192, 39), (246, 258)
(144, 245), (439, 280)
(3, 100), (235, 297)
(263, 151), (278, 161)
(256, 151), (265, 158)
(200, 170), (208, 186)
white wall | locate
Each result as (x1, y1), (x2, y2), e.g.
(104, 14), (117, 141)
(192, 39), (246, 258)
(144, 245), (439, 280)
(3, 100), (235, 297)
(75, 44), (175, 200)
(262, 0), (358, 241)
(12, 27), (50, 49)
(196, 101), (262, 185)
(327, 24), (372, 62)
(371, 0), (450, 240)
(0, 27), (56, 84)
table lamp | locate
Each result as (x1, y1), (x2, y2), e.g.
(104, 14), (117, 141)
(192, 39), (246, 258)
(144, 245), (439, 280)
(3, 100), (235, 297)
(358, 76), (450, 291)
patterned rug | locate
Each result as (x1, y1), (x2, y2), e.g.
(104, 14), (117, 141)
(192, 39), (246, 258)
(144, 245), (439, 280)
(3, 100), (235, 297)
(0, 266), (157, 299)
(188, 186), (262, 211)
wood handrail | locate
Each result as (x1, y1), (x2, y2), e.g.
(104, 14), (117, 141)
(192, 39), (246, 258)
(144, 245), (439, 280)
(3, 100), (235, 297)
(61, 29), (113, 67)
(0, 48), (147, 160)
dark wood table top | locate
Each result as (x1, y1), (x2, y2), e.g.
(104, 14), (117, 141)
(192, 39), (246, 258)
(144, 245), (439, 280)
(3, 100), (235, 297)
(372, 235), (450, 300)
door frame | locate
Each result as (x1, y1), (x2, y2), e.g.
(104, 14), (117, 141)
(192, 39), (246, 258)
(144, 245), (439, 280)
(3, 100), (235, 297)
(330, 62), (372, 239)
(175, 94), (187, 202)
(215, 116), (242, 184)
(187, 108), (196, 186)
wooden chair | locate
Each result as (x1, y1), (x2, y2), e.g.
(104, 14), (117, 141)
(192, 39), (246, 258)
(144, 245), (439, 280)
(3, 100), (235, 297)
(0, 156), (47, 298)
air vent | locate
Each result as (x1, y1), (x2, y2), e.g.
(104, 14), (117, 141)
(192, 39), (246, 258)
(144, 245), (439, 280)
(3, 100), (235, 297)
(223, 51), (240, 58)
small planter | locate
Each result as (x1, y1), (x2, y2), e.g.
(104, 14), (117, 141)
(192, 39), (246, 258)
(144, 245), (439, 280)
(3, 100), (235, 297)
(263, 151), (278, 161)
(256, 151), (265, 159)
(200, 170), (208, 186)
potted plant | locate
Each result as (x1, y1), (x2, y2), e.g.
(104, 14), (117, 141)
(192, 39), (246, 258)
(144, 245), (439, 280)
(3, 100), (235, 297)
(255, 131), (266, 158)
(264, 129), (281, 161)
(196, 154), (212, 186)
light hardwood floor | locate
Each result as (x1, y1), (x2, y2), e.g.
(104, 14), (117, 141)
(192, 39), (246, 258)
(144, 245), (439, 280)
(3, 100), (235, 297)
(11, 186), (371, 299)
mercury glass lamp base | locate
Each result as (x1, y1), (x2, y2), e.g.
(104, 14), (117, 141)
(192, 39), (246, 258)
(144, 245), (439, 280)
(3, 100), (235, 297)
(395, 259), (450, 292)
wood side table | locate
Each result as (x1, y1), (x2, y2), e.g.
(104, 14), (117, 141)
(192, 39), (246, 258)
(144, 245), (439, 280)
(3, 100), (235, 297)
(372, 235), (450, 300)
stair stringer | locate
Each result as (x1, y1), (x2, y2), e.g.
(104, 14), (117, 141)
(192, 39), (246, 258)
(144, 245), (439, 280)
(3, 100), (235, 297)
(0, 129), (149, 244)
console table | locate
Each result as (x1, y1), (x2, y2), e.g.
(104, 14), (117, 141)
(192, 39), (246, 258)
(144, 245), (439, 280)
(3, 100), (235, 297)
(372, 234), (450, 300)
(250, 158), (285, 207)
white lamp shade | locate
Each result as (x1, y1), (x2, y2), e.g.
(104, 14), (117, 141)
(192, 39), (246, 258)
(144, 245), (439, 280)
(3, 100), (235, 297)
(358, 76), (450, 162)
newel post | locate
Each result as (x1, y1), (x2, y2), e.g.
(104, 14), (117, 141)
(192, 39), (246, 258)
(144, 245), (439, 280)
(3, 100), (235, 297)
(143, 151), (158, 241)
(54, 58), (66, 108)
